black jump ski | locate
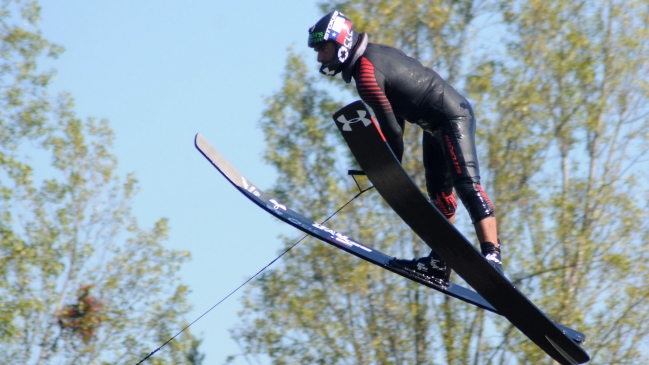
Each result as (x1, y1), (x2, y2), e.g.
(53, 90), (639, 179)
(196, 133), (506, 314)
(332, 100), (590, 365)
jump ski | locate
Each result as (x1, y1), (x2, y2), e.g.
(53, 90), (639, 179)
(195, 133), (496, 310)
(194, 133), (584, 343)
(333, 100), (590, 365)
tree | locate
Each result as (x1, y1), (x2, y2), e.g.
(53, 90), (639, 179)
(470, 0), (649, 362)
(0, 1), (202, 363)
(231, 0), (649, 364)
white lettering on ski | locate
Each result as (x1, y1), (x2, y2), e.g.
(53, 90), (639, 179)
(312, 222), (372, 252)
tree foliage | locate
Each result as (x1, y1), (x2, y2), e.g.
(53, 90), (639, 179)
(231, 0), (649, 364)
(471, 0), (649, 362)
(0, 1), (202, 364)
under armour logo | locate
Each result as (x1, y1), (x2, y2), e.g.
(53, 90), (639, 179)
(336, 110), (372, 131)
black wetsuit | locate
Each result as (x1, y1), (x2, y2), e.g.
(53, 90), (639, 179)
(346, 38), (494, 223)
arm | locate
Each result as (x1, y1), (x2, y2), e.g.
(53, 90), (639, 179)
(356, 57), (405, 161)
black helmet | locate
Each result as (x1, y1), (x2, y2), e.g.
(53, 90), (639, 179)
(308, 11), (356, 77)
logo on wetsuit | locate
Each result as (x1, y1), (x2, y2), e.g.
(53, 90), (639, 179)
(336, 110), (372, 131)
(444, 135), (463, 174)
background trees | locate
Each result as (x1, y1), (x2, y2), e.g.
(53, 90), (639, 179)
(231, 0), (649, 364)
(0, 1), (200, 363)
(473, 0), (649, 362)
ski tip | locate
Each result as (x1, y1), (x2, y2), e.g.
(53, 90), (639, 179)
(195, 133), (207, 149)
(545, 336), (588, 364)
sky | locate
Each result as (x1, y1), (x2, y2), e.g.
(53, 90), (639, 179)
(39, 1), (325, 364)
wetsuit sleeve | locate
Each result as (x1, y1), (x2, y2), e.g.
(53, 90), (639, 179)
(355, 56), (405, 161)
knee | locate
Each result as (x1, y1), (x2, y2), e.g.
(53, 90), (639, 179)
(455, 181), (495, 223)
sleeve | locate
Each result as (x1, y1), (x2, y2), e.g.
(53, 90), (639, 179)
(355, 56), (405, 161)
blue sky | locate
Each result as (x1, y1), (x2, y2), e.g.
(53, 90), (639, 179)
(40, 1), (323, 364)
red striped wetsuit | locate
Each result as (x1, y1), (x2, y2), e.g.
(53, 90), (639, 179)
(347, 40), (494, 223)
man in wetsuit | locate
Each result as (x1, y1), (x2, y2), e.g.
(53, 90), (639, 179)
(308, 11), (502, 283)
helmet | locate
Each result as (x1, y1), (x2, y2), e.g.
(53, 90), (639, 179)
(308, 11), (356, 77)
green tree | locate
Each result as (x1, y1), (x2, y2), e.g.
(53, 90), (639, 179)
(470, 0), (649, 362)
(0, 1), (202, 364)
(232, 0), (649, 364)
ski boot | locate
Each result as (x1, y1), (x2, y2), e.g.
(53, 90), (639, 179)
(390, 250), (451, 286)
(480, 240), (503, 274)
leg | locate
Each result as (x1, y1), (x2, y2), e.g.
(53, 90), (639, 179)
(437, 93), (503, 272)
(437, 107), (496, 241)
(475, 216), (499, 248)
(422, 130), (457, 220)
